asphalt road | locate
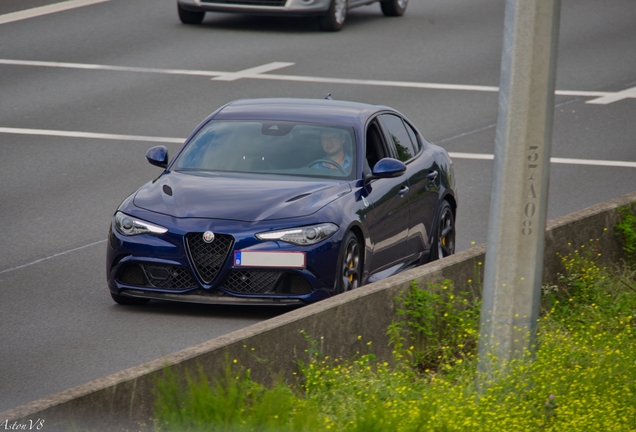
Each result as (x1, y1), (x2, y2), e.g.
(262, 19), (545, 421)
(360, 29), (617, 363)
(1, 0), (635, 414)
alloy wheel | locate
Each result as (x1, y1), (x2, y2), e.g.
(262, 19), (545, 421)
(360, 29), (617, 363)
(339, 233), (360, 293)
(437, 204), (455, 258)
(334, 0), (347, 25)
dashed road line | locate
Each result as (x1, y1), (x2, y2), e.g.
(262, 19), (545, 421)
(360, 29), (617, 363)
(0, 0), (109, 25)
(0, 239), (106, 275)
(0, 59), (633, 104)
(586, 85), (636, 105)
(212, 62), (296, 81)
(435, 123), (497, 144)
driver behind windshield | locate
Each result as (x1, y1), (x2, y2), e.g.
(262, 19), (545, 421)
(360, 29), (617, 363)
(312, 129), (352, 173)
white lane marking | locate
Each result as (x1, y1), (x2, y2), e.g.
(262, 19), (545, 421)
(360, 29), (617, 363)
(449, 152), (636, 168)
(436, 123), (497, 144)
(1, 127), (634, 169)
(0, 127), (184, 144)
(550, 157), (636, 168)
(213, 62), (295, 81)
(0, 239), (106, 275)
(586, 85), (636, 105)
(0, 59), (227, 77)
(248, 72), (501, 92)
(555, 90), (608, 97)
(448, 152), (495, 160)
(0, 0), (109, 25)
(0, 58), (630, 102)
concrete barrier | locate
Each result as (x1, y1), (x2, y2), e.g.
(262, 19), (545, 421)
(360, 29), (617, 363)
(3, 191), (635, 431)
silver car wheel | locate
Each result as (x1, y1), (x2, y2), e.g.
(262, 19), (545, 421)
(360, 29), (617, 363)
(380, 0), (407, 17)
(334, 0), (347, 25)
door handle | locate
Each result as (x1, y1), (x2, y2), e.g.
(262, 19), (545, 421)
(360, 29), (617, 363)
(398, 186), (409, 196)
(427, 170), (439, 181)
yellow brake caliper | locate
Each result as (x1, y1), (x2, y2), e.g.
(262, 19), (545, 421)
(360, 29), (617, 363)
(348, 261), (354, 281)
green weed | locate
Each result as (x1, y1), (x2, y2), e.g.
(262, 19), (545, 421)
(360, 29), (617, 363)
(387, 279), (480, 373)
(616, 205), (636, 261)
(153, 242), (636, 431)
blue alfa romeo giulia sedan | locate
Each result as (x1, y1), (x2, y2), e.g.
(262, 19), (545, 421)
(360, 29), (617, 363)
(106, 98), (456, 306)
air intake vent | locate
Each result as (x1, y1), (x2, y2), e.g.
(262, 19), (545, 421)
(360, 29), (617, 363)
(117, 264), (196, 290)
(223, 271), (282, 294)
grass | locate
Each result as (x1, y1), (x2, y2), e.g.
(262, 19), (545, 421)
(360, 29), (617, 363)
(153, 242), (636, 431)
(616, 205), (636, 260)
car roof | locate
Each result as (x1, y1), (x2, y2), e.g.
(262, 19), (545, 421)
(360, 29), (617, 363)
(211, 98), (391, 127)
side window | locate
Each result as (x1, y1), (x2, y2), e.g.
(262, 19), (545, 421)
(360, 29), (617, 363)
(365, 120), (387, 173)
(405, 121), (422, 153)
(378, 114), (417, 163)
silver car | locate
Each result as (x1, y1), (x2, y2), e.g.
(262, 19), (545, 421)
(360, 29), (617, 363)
(177, 0), (408, 31)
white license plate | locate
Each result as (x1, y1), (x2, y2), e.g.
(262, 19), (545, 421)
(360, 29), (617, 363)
(233, 251), (306, 268)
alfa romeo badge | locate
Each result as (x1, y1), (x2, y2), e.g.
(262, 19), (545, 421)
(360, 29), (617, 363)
(202, 231), (215, 243)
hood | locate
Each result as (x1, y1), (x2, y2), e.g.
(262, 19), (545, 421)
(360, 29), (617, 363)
(133, 171), (351, 221)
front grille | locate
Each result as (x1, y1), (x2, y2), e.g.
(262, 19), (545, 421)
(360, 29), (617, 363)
(186, 233), (234, 284)
(223, 271), (282, 294)
(116, 264), (196, 290)
(201, 0), (286, 6)
(221, 271), (313, 295)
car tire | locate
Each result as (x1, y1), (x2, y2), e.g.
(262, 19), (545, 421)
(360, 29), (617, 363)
(111, 292), (150, 306)
(335, 231), (362, 294)
(429, 200), (455, 261)
(178, 3), (205, 25)
(380, 0), (408, 17)
(319, 0), (347, 32)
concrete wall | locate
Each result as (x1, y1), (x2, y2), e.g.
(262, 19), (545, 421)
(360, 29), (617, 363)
(3, 191), (635, 431)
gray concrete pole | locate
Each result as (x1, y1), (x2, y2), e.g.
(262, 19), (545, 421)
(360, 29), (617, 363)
(478, 0), (561, 379)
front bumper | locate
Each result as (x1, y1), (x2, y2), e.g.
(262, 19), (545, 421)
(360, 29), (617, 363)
(178, 0), (332, 16)
(106, 210), (342, 305)
(118, 288), (305, 305)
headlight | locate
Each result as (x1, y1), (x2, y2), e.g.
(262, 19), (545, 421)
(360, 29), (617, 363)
(114, 211), (168, 236)
(256, 223), (338, 246)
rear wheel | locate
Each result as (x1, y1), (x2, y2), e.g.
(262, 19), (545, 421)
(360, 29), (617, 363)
(429, 200), (455, 261)
(111, 292), (150, 306)
(319, 0), (347, 32)
(335, 232), (361, 294)
(178, 3), (205, 25)
(380, 0), (408, 17)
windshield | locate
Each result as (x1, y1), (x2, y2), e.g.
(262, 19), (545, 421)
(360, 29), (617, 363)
(173, 121), (357, 179)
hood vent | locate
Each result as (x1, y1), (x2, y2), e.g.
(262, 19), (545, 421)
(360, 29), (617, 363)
(286, 193), (311, 203)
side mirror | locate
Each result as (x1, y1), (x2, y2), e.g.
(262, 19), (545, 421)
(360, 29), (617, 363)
(146, 146), (169, 169)
(365, 158), (406, 182)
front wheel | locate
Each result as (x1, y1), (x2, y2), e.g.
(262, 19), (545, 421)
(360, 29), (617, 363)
(429, 200), (455, 261)
(335, 232), (361, 294)
(380, 0), (408, 17)
(319, 0), (347, 32)
(178, 3), (205, 24)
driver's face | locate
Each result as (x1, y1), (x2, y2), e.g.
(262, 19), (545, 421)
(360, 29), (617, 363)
(320, 132), (345, 155)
